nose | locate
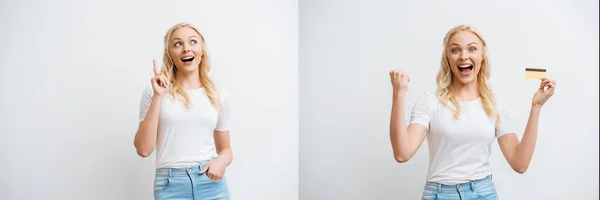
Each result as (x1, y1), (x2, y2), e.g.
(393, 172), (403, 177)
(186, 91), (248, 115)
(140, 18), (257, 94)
(460, 51), (469, 60)
(183, 43), (192, 52)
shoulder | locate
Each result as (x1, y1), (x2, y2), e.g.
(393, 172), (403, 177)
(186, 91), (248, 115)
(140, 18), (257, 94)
(415, 92), (436, 104)
(217, 87), (229, 101)
(423, 92), (436, 99)
(491, 94), (511, 114)
(142, 84), (154, 97)
(412, 91), (438, 110)
(139, 85), (155, 108)
(492, 94), (506, 108)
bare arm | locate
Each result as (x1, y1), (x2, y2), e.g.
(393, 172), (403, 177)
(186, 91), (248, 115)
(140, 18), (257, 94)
(388, 69), (428, 163)
(200, 130), (233, 181)
(199, 90), (233, 181)
(134, 59), (169, 158)
(214, 130), (233, 166)
(498, 105), (541, 174)
(498, 78), (555, 173)
(134, 95), (162, 157)
(390, 90), (428, 163)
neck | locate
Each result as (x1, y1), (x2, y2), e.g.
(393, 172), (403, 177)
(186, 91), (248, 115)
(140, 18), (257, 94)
(175, 70), (203, 90)
(452, 78), (479, 101)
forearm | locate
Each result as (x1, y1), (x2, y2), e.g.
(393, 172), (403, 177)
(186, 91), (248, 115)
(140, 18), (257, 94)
(513, 105), (542, 171)
(134, 95), (162, 157)
(390, 91), (411, 161)
(216, 148), (233, 166)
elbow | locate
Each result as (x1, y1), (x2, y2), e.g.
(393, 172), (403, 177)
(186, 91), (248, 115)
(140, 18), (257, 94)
(133, 133), (154, 158)
(512, 165), (528, 174)
(136, 148), (152, 158)
(514, 167), (527, 174)
(134, 141), (153, 158)
(394, 155), (410, 163)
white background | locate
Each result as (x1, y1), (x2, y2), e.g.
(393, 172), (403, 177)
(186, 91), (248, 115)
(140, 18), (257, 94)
(300, 0), (598, 199)
(0, 0), (298, 199)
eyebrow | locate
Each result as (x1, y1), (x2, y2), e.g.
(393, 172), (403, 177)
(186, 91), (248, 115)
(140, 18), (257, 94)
(450, 42), (477, 46)
(172, 36), (199, 41)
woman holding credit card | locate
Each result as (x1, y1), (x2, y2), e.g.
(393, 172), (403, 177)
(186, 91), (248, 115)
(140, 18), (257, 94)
(388, 25), (556, 200)
(134, 23), (233, 200)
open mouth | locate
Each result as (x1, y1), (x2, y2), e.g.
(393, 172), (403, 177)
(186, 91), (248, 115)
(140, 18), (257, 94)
(181, 56), (195, 64)
(458, 65), (473, 74)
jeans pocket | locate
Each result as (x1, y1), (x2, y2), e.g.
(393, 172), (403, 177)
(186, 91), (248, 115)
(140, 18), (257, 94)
(202, 173), (226, 183)
(421, 185), (437, 200)
(195, 174), (230, 199)
(475, 184), (499, 199)
(421, 193), (437, 200)
(153, 176), (170, 194)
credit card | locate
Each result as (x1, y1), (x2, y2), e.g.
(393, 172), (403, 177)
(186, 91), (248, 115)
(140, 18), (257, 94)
(525, 68), (546, 79)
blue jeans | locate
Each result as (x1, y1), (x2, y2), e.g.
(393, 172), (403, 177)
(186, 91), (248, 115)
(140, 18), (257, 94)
(422, 175), (498, 200)
(153, 162), (230, 200)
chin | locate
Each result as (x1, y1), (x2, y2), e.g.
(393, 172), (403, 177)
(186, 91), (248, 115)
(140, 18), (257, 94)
(178, 62), (199, 72)
(456, 74), (478, 84)
(457, 78), (474, 84)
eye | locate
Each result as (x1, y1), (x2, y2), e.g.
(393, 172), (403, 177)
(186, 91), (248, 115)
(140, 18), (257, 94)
(469, 47), (477, 52)
(451, 48), (460, 53)
(190, 40), (197, 45)
(174, 42), (182, 47)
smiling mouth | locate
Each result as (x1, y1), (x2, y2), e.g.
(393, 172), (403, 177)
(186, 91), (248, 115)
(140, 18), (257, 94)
(181, 57), (195, 63)
(458, 65), (473, 74)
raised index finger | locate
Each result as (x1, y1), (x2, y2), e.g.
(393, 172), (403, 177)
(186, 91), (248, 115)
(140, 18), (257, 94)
(153, 59), (160, 75)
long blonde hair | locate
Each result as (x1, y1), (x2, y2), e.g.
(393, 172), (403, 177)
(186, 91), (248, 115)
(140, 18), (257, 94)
(435, 25), (499, 128)
(161, 23), (222, 112)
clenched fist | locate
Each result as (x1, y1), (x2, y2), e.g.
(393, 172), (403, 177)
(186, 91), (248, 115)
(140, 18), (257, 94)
(389, 69), (410, 93)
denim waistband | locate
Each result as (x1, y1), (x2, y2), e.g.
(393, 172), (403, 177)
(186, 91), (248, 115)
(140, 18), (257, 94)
(155, 162), (211, 178)
(425, 175), (493, 193)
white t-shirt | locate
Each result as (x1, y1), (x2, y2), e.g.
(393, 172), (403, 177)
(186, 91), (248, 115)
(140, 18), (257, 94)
(138, 86), (230, 169)
(409, 92), (516, 185)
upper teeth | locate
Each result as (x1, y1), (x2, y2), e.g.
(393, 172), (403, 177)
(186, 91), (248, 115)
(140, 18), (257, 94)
(183, 57), (193, 59)
(459, 65), (471, 68)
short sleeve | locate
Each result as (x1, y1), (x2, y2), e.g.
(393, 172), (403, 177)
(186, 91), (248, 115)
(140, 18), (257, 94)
(495, 100), (518, 138)
(409, 92), (433, 130)
(139, 86), (154, 122)
(215, 89), (230, 131)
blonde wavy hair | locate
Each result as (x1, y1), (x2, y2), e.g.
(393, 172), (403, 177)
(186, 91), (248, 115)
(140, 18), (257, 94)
(161, 23), (222, 112)
(435, 25), (499, 128)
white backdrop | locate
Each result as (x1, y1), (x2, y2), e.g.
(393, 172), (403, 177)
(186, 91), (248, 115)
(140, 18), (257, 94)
(0, 0), (298, 199)
(300, 0), (598, 199)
